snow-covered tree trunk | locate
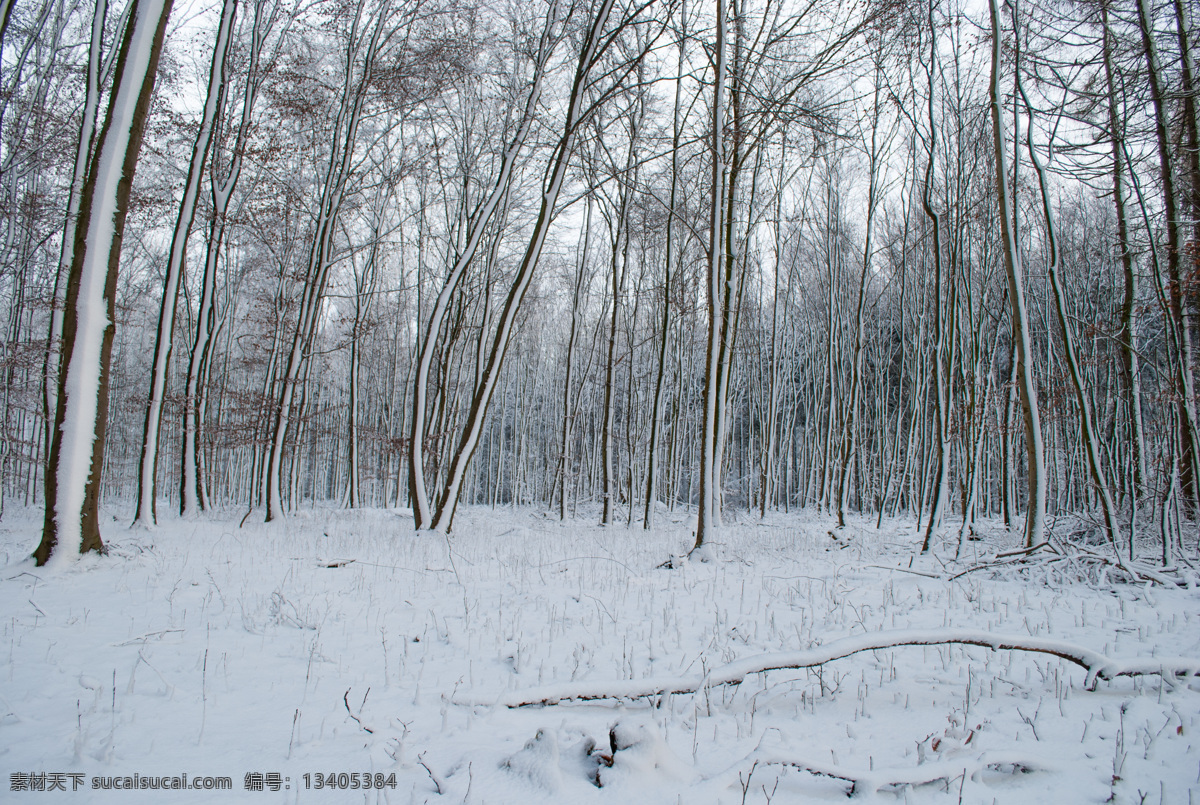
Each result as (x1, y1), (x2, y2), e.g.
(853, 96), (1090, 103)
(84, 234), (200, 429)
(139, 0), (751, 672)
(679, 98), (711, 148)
(348, 201), (383, 508)
(692, 0), (727, 556)
(1017, 70), (1122, 551)
(182, 0), (275, 517)
(987, 0), (1045, 549)
(1136, 0), (1200, 518)
(919, 8), (952, 553)
(35, 0), (173, 565)
(1100, 0), (1145, 516)
(836, 62), (884, 531)
(43, 0), (121, 461)
(134, 0), (237, 527)
(556, 197), (594, 520)
(644, 8), (684, 529)
(408, 17), (552, 528)
(1155, 0), (1200, 515)
(599, 105), (639, 527)
(265, 0), (384, 522)
(426, 0), (627, 532)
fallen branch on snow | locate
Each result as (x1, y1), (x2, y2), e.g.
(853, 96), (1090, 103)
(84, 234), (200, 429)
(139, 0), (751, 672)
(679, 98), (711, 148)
(457, 628), (1200, 707)
(950, 538), (1197, 587)
(717, 748), (1047, 797)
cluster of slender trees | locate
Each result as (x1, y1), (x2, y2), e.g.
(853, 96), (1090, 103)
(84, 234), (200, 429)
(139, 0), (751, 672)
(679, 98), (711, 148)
(0, 0), (1196, 566)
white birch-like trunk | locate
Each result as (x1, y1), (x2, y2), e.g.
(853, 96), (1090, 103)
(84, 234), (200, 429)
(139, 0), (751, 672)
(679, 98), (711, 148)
(44, 0), (113, 458)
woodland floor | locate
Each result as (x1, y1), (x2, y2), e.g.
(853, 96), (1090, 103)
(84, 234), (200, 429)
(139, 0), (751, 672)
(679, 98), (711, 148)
(1, 503), (1198, 803)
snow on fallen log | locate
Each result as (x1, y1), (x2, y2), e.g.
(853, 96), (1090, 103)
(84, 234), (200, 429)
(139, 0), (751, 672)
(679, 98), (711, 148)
(713, 749), (1049, 797)
(458, 628), (1200, 707)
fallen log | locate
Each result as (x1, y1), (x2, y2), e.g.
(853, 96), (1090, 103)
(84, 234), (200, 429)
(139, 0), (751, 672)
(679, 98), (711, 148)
(725, 748), (1047, 797)
(456, 628), (1200, 707)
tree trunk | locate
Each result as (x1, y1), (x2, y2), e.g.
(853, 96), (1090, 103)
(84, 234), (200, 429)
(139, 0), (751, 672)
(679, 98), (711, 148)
(428, 0), (625, 532)
(183, 0), (274, 516)
(266, 1), (384, 521)
(988, 0), (1046, 548)
(36, 0), (173, 565)
(408, 19), (552, 527)
(1137, 0), (1200, 515)
(135, 0), (237, 526)
(1101, 0), (1146, 512)
(693, 0), (727, 555)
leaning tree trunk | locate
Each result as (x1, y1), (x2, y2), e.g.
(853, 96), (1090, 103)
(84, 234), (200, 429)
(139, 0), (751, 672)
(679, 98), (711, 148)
(1018, 75), (1122, 551)
(134, 0), (237, 526)
(428, 0), (625, 532)
(407, 23), (551, 528)
(36, 0), (173, 565)
(988, 0), (1046, 549)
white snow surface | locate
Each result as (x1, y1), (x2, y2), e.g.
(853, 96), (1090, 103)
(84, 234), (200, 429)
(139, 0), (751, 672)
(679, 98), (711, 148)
(1, 505), (1198, 803)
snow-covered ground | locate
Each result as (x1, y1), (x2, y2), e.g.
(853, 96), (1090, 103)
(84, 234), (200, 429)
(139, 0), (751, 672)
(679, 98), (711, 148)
(1, 505), (1197, 803)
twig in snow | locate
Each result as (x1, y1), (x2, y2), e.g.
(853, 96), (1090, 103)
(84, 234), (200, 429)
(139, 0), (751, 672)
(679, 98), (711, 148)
(738, 760), (758, 805)
(343, 687), (373, 733)
(418, 752), (444, 795)
(864, 564), (944, 579)
(994, 541), (1055, 559)
(112, 629), (183, 647)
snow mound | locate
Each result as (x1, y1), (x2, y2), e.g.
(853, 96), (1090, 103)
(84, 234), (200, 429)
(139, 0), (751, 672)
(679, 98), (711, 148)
(598, 721), (697, 790)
